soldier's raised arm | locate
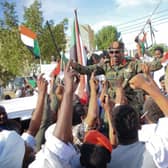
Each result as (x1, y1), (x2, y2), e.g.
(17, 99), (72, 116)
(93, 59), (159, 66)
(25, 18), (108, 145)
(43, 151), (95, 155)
(70, 59), (105, 75)
(136, 58), (162, 73)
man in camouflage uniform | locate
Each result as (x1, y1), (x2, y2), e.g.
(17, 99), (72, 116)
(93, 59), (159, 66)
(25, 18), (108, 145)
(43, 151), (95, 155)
(71, 41), (162, 112)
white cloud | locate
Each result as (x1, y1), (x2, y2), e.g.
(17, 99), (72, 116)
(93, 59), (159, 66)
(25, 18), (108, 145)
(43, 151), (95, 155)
(42, 0), (73, 14)
(23, 0), (36, 7)
(154, 22), (168, 44)
(115, 0), (159, 8)
(122, 22), (168, 50)
(21, 0), (76, 23)
(92, 21), (114, 33)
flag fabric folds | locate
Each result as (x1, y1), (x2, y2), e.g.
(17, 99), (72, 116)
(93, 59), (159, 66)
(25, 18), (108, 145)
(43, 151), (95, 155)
(70, 10), (88, 104)
(19, 25), (40, 58)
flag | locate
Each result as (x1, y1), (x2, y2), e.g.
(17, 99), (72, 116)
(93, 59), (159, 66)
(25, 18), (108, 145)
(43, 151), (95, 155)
(70, 10), (88, 104)
(51, 62), (61, 77)
(19, 25), (40, 58)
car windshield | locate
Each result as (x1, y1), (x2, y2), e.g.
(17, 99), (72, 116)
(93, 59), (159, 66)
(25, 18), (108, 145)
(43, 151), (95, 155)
(14, 77), (25, 89)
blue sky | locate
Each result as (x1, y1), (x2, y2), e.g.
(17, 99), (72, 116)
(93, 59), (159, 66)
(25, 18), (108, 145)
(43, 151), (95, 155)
(0, 0), (168, 49)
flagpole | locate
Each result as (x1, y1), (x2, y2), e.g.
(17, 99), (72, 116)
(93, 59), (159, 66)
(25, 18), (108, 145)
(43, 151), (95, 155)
(46, 21), (61, 59)
(39, 56), (42, 73)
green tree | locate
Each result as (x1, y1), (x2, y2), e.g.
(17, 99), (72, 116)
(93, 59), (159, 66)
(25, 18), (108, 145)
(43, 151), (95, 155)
(0, 1), (31, 85)
(23, 0), (68, 63)
(0, 0), (68, 85)
(36, 19), (68, 63)
(0, 1), (18, 29)
(149, 43), (168, 56)
(23, 0), (43, 34)
(95, 26), (118, 50)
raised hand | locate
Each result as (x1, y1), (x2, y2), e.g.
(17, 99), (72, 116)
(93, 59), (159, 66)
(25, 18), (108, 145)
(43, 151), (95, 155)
(141, 63), (150, 76)
(99, 79), (109, 104)
(115, 78), (127, 105)
(89, 71), (99, 92)
(129, 74), (147, 90)
(101, 94), (114, 113)
(37, 74), (48, 95)
(64, 61), (80, 93)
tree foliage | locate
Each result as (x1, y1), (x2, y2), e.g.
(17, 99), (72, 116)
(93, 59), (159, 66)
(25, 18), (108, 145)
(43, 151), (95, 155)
(0, 1), (30, 85)
(0, 0), (68, 85)
(149, 43), (168, 56)
(95, 26), (118, 50)
(40, 19), (68, 62)
(23, 0), (43, 34)
(0, 1), (18, 29)
(23, 0), (68, 63)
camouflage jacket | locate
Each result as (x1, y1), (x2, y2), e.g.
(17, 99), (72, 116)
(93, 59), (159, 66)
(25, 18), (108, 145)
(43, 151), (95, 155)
(74, 59), (162, 101)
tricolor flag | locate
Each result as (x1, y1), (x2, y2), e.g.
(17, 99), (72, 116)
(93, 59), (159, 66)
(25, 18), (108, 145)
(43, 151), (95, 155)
(19, 25), (40, 58)
(70, 10), (88, 104)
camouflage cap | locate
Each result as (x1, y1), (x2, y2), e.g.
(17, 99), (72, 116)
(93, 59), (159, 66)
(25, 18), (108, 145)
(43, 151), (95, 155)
(109, 41), (124, 50)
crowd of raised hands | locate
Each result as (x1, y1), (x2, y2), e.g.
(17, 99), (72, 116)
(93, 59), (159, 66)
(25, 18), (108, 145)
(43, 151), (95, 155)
(0, 60), (168, 168)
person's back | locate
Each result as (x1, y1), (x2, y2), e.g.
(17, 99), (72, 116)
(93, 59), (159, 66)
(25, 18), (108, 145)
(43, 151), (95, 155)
(108, 141), (157, 168)
(108, 105), (157, 168)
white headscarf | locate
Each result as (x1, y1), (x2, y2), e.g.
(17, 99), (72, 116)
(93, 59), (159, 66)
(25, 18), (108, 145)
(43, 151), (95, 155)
(0, 130), (25, 168)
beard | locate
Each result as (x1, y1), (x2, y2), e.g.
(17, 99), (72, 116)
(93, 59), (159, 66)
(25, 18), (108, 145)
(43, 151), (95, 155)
(110, 56), (121, 66)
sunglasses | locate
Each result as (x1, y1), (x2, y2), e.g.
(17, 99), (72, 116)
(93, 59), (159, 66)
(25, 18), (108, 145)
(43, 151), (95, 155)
(109, 50), (121, 54)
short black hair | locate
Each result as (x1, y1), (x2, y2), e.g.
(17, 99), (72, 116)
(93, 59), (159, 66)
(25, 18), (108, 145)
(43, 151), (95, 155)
(154, 46), (164, 54)
(80, 143), (111, 168)
(4, 95), (11, 100)
(159, 75), (165, 82)
(134, 36), (139, 43)
(112, 105), (140, 144)
(143, 97), (164, 123)
(72, 102), (86, 126)
(0, 105), (6, 114)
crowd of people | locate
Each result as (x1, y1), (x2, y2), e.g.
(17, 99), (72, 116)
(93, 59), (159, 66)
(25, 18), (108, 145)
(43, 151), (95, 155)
(0, 40), (168, 168)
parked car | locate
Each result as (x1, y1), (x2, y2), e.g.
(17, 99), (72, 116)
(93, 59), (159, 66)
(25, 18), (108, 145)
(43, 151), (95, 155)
(13, 77), (25, 90)
(13, 76), (37, 90)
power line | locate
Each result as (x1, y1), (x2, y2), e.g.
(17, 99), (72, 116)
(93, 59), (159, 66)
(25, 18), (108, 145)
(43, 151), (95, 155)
(129, 3), (160, 37)
(121, 19), (168, 35)
(120, 15), (168, 32)
(121, 16), (168, 33)
(120, 0), (165, 36)
(118, 12), (168, 31)
(116, 8), (167, 28)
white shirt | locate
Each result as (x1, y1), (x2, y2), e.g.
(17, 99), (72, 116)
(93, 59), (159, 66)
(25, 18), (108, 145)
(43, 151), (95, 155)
(29, 124), (77, 168)
(138, 117), (168, 168)
(0, 130), (25, 168)
(153, 61), (168, 88)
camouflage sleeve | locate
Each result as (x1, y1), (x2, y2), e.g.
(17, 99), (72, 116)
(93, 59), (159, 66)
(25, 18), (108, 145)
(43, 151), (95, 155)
(135, 59), (162, 73)
(149, 58), (162, 71)
(74, 63), (105, 75)
(165, 65), (168, 92)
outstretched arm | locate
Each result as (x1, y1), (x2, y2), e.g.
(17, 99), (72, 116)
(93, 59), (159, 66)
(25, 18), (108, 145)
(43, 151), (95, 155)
(70, 59), (105, 75)
(26, 74), (48, 136)
(129, 73), (168, 116)
(101, 94), (116, 147)
(84, 72), (99, 129)
(53, 61), (79, 143)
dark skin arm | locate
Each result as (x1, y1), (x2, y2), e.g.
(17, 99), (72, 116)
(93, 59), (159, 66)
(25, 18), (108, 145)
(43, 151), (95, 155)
(70, 59), (105, 75)
(84, 72), (99, 129)
(53, 61), (80, 143)
(26, 74), (48, 136)
(129, 73), (168, 117)
(101, 94), (117, 147)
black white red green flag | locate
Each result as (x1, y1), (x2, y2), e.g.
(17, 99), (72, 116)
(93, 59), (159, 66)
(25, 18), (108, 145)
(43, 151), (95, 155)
(70, 10), (88, 104)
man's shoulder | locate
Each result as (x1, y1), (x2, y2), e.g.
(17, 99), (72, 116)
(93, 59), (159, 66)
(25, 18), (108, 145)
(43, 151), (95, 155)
(108, 142), (156, 168)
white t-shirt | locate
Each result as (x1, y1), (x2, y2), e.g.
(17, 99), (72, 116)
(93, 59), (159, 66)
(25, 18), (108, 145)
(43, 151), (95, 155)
(138, 117), (168, 168)
(0, 130), (25, 168)
(107, 141), (157, 168)
(153, 61), (168, 88)
(29, 124), (77, 168)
